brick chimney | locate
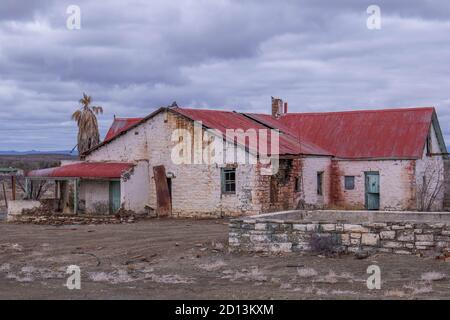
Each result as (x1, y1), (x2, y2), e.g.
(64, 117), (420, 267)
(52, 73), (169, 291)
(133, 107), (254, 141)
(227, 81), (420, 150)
(271, 97), (286, 118)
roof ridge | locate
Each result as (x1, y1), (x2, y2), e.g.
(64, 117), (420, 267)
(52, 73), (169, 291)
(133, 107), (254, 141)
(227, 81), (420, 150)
(282, 106), (435, 116)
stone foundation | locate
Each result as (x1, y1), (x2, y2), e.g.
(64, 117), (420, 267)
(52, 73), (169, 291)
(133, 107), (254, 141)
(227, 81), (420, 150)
(229, 210), (450, 255)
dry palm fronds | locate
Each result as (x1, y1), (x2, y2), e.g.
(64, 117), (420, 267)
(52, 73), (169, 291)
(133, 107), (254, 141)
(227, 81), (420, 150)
(71, 93), (103, 155)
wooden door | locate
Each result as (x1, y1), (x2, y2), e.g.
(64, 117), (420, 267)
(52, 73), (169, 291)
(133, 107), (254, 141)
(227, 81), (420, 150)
(109, 181), (121, 214)
(365, 172), (380, 210)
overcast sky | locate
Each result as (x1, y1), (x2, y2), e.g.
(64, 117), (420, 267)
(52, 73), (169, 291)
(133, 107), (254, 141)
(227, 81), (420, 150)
(1, 0), (450, 151)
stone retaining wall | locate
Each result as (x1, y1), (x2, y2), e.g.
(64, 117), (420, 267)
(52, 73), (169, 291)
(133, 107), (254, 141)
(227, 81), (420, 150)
(229, 211), (450, 255)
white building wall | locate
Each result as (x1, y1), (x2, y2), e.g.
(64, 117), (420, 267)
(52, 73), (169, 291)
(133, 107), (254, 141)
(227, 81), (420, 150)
(144, 111), (260, 217)
(86, 124), (148, 162)
(300, 157), (332, 208)
(87, 110), (261, 217)
(121, 160), (150, 213)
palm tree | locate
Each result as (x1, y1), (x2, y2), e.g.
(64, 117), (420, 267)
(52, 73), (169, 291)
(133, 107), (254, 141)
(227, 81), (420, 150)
(72, 93), (103, 155)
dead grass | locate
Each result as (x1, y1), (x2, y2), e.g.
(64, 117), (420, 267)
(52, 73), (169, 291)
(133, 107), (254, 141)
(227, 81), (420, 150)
(296, 267), (318, 278)
(420, 271), (446, 282)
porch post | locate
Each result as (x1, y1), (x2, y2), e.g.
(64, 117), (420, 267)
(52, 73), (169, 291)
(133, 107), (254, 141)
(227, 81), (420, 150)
(25, 178), (29, 199)
(73, 179), (78, 214)
(11, 176), (16, 201)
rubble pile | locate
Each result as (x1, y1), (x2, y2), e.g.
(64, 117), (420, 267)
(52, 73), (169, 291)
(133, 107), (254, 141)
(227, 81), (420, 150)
(21, 199), (54, 216)
(13, 203), (149, 225)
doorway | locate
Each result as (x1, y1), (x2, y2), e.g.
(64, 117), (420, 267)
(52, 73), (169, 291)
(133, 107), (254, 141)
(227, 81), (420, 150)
(365, 172), (380, 210)
(109, 181), (121, 214)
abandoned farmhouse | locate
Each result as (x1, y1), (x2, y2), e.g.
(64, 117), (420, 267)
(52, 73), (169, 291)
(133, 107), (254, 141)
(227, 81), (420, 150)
(26, 99), (449, 217)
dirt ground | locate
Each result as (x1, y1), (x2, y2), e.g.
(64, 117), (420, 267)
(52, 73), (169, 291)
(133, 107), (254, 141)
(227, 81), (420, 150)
(0, 218), (449, 300)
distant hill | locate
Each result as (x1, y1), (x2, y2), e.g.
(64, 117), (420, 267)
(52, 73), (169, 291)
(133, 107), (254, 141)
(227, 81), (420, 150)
(0, 150), (77, 156)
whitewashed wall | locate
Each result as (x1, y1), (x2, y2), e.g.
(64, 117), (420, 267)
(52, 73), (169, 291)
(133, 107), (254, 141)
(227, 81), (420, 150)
(415, 124), (445, 211)
(79, 180), (110, 214)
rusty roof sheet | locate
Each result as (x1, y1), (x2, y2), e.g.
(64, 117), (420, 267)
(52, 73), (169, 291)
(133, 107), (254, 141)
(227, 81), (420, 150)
(172, 108), (330, 156)
(26, 162), (134, 179)
(261, 107), (435, 159)
(104, 118), (143, 141)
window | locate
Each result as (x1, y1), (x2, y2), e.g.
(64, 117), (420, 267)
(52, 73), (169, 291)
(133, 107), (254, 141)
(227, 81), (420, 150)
(345, 176), (355, 190)
(295, 176), (302, 192)
(221, 168), (236, 194)
(426, 133), (432, 155)
(317, 172), (323, 195)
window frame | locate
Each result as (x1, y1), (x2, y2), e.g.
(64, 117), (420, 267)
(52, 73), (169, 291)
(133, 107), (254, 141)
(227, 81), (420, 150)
(344, 176), (355, 190)
(317, 171), (323, 196)
(221, 167), (236, 194)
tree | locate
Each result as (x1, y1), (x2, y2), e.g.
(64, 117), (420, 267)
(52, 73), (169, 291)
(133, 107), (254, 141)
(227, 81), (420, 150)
(417, 161), (444, 211)
(71, 93), (103, 155)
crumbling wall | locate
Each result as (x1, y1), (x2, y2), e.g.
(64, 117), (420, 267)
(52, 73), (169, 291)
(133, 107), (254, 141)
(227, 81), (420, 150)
(254, 159), (302, 212)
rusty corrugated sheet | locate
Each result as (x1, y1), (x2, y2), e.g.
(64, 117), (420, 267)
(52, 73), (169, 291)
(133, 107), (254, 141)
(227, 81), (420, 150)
(26, 162), (134, 179)
(104, 118), (143, 141)
(153, 165), (171, 216)
(173, 108), (330, 156)
(251, 107), (434, 159)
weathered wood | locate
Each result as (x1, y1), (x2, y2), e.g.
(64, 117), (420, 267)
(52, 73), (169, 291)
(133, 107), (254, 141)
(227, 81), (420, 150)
(153, 165), (171, 217)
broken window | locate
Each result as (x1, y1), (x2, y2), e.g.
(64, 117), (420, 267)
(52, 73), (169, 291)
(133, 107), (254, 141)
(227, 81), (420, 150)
(317, 172), (323, 195)
(344, 176), (355, 190)
(221, 168), (236, 194)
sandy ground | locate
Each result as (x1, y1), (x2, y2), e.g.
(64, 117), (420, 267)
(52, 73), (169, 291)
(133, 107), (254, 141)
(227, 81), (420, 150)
(0, 218), (449, 300)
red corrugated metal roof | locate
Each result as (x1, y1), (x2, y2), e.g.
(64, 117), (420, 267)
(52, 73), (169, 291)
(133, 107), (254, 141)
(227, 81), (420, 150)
(251, 107), (435, 159)
(94, 106), (438, 159)
(104, 118), (143, 141)
(173, 108), (330, 156)
(26, 162), (134, 179)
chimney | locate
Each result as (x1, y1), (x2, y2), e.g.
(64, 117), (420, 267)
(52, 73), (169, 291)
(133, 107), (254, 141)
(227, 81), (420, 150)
(271, 97), (286, 118)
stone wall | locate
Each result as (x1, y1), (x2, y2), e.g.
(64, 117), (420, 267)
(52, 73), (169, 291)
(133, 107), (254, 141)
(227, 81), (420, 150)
(229, 211), (450, 255)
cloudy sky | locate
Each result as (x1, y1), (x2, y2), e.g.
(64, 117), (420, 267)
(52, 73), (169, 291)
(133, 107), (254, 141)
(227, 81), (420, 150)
(1, 0), (450, 151)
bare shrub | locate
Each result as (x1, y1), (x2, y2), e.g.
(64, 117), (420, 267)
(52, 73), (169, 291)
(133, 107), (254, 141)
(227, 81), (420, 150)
(309, 233), (340, 256)
(92, 202), (109, 215)
(417, 161), (444, 211)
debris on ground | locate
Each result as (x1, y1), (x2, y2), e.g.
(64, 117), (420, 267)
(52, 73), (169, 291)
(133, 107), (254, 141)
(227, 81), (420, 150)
(12, 204), (150, 225)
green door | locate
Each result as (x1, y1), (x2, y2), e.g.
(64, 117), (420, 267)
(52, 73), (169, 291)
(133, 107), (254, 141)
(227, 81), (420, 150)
(365, 172), (380, 210)
(109, 181), (121, 214)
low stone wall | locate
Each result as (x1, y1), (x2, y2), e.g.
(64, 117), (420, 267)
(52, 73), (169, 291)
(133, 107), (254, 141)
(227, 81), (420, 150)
(229, 210), (450, 255)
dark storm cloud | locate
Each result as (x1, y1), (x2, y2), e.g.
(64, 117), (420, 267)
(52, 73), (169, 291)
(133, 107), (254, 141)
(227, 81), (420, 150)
(1, 0), (450, 150)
